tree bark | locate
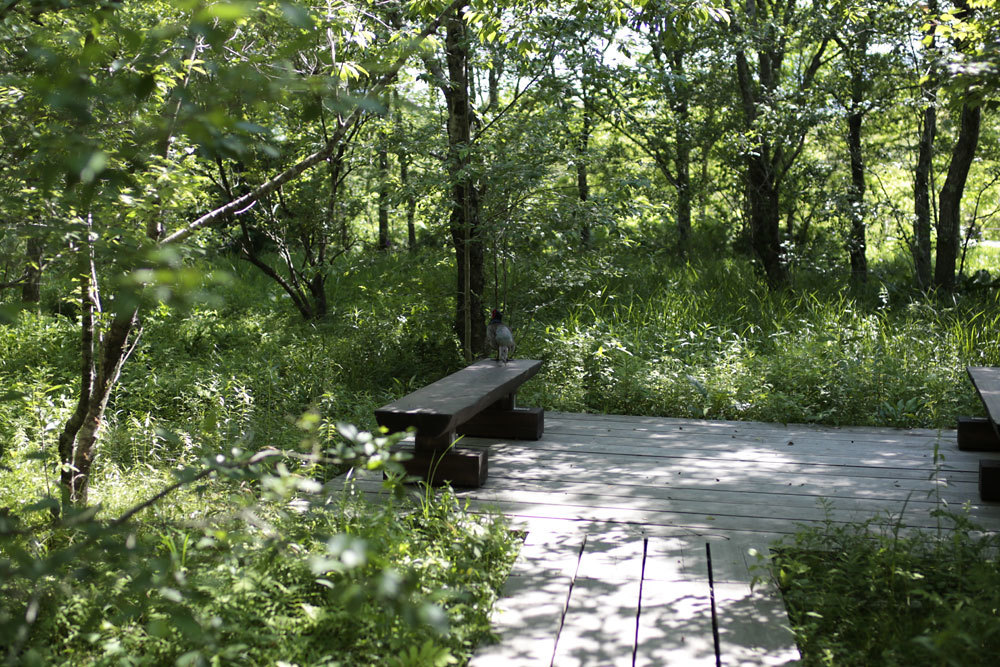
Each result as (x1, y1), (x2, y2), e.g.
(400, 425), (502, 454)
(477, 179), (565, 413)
(22, 231), (42, 303)
(670, 50), (691, 254)
(57, 229), (139, 508)
(377, 146), (390, 250)
(934, 102), (981, 290)
(912, 0), (938, 289)
(913, 103), (936, 289)
(745, 149), (787, 287)
(576, 91), (592, 246)
(731, 1), (789, 287)
(846, 28), (868, 283)
(442, 5), (484, 358)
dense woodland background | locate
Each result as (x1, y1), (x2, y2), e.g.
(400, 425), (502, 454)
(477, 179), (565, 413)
(1, 0), (1000, 664)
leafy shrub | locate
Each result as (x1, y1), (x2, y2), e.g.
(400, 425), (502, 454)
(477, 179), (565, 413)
(1, 431), (520, 666)
(771, 506), (1000, 666)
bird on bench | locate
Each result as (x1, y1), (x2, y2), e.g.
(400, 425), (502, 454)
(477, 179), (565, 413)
(486, 309), (515, 364)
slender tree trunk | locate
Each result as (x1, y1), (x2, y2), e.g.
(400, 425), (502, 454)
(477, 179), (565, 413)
(377, 147), (390, 250)
(488, 52), (501, 110)
(443, 5), (484, 358)
(56, 240), (96, 511)
(912, 0), (938, 288)
(576, 93), (592, 246)
(671, 51), (691, 254)
(913, 105), (936, 289)
(846, 31), (868, 283)
(934, 103), (981, 290)
(731, 3), (788, 287)
(57, 228), (140, 508)
(22, 231), (42, 303)
(62, 311), (138, 505)
(847, 106), (867, 281)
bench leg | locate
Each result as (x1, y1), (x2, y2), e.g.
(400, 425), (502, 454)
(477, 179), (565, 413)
(980, 460), (1000, 501)
(958, 417), (1000, 452)
(392, 442), (489, 488)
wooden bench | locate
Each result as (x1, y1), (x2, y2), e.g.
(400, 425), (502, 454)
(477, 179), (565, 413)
(374, 358), (544, 487)
(958, 366), (1000, 501)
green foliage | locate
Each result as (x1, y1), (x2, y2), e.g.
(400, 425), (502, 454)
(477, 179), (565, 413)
(512, 243), (998, 428)
(771, 504), (1000, 666)
(0, 429), (519, 666)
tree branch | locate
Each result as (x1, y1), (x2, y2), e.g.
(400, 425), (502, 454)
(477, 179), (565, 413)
(160, 0), (466, 248)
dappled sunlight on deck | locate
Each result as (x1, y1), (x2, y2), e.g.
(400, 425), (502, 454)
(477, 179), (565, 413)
(352, 411), (1000, 665)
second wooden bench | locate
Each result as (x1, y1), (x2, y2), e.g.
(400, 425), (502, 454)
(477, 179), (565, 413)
(958, 366), (1000, 501)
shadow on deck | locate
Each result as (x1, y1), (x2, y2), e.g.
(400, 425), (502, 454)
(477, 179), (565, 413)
(351, 411), (1000, 666)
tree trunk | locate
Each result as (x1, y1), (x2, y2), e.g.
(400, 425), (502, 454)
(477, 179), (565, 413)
(61, 312), (138, 505)
(912, 0), (938, 289)
(731, 3), (788, 287)
(846, 31), (868, 283)
(913, 105), (936, 289)
(57, 233), (140, 508)
(377, 147), (390, 250)
(746, 149), (787, 287)
(22, 232), (42, 303)
(671, 50), (691, 254)
(443, 5), (484, 358)
(576, 93), (592, 246)
(934, 103), (981, 290)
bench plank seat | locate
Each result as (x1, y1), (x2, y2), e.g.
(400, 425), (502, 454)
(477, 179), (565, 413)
(374, 359), (544, 487)
(375, 358), (541, 440)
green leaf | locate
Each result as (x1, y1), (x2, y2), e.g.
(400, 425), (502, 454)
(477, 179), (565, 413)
(201, 2), (253, 21)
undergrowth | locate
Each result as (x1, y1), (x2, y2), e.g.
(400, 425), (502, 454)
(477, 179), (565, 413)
(1, 446), (519, 666)
(771, 506), (1000, 666)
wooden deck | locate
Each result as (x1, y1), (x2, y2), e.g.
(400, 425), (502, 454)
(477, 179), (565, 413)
(351, 411), (1000, 666)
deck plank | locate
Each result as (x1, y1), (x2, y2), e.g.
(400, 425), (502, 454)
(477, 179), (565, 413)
(636, 579), (717, 666)
(635, 537), (717, 665)
(709, 541), (800, 666)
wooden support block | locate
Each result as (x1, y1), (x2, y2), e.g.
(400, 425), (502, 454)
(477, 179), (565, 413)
(391, 444), (488, 488)
(415, 430), (456, 452)
(980, 460), (1000, 502)
(458, 407), (544, 441)
(958, 417), (1000, 451)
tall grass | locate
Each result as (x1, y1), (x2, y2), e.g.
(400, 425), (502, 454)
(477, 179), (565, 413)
(513, 246), (999, 428)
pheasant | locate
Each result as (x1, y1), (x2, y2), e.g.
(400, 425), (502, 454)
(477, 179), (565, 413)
(486, 309), (515, 364)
